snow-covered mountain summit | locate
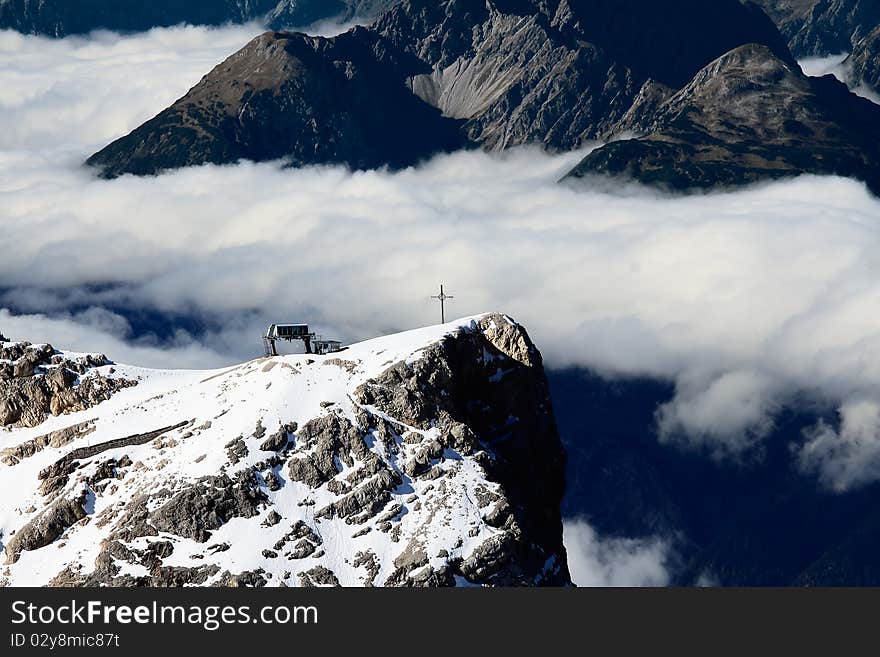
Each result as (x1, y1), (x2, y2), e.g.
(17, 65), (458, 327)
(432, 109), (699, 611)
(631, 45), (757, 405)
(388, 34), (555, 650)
(0, 314), (570, 587)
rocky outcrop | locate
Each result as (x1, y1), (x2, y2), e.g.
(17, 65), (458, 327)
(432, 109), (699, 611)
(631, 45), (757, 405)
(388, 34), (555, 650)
(0, 341), (135, 428)
(848, 26), (880, 94)
(0, 0), (400, 37)
(5, 492), (88, 564)
(298, 565), (340, 587)
(32, 421), (190, 497)
(753, 0), (880, 57)
(351, 315), (568, 585)
(0, 315), (570, 587)
(565, 44), (880, 194)
(83, 0), (880, 193)
(1, 421), (95, 466)
(148, 472), (267, 542)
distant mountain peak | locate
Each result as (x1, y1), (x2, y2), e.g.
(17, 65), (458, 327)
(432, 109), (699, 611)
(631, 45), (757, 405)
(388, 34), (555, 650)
(565, 41), (880, 193)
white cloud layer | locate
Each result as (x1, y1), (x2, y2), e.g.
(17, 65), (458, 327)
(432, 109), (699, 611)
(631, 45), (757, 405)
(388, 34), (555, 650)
(799, 400), (880, 492)
(3, 27), (880, 490)
(0, 308), (230, 370)
(563, 521), (671, 587)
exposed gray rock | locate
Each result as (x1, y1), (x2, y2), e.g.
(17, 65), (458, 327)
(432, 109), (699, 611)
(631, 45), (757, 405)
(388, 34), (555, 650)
(3, 314), (570, 587)
(288, 415), (367, 487)
(87, 0), (804, 187)
(459, 533), (517, 582)
(150, 565), (220, 587)
(315, 468), (400, 523)
(149, 472), (267, 542)
(353, 550), (381, 586)
(37, 460), (80, 498)
(87, 29), (465, 178)
(1, 421), (95, 466)
(260, 422), (297, 452)
(354, 313), (569, 586)
(217, 569), (268, 587)
(298, 565), (340, 587)
(263, 471), (283, 491)
(848, 26), (880, 94)
(753, 0), (880, 57)
(5, 492), (88, 564)
(35, 421), (190, 497)
(0, 343), (135, 428)
(50, 538), (219, 587)
(274, 520), (323, 559)
(225, 437), (248, 465)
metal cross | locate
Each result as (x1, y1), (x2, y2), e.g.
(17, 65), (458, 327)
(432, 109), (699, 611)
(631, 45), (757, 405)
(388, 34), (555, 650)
(432, 284), (454, 324)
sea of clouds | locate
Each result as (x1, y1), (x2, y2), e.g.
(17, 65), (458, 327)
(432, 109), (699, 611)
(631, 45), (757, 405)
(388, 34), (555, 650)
(2, 23), (880, 584)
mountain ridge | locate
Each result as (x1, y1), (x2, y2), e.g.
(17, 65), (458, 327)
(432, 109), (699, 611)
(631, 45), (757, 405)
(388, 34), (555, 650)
(752, 0), (880, 56)
(85, 0), (880, 194)
(564, 43), (880, 194)
(88, 0), (874, 194)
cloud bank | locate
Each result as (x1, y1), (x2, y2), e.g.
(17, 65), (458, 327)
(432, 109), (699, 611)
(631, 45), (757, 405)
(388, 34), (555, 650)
(3, 27), (880, 490)
(0, 308), (230, 370)
(563, 521), (671, 587)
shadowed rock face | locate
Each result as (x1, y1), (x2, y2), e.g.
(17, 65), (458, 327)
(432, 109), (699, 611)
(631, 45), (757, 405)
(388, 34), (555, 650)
(354, 315), (568, 585)
(849, 26), (880, 93)
(564, 44), (880, 194)
(87, 29), (466, 178)
(753, 0), (880, 57)
(0, 0), (401, 37)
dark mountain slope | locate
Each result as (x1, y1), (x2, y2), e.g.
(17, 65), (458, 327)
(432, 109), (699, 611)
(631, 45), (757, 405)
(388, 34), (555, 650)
(753, 0), (880, 56)
(848, 26), (880, 94)
(87, 30), (465, 177)
(546, 0), (797, 88)
(565, 44), (880, 194)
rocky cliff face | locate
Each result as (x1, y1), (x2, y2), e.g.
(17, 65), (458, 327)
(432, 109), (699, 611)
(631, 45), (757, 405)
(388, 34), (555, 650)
(0, 315), (570, 587)
(0, 340), (135, 429)
(848, 26), (880, 94)
(753, 0), (880, 56)
(0, 0), (400, 36)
